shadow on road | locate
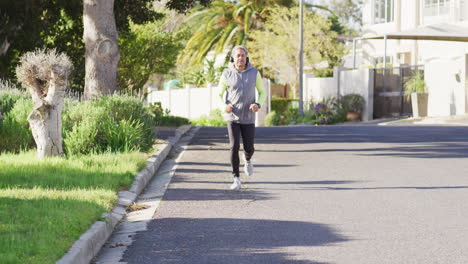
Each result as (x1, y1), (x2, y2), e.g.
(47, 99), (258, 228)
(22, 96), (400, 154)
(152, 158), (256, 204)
(189, 126), (468, 159)
(122, 217), (348, 264)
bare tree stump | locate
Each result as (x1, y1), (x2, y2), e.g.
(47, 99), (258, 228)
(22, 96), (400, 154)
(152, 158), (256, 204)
(83, 0), (119, 99)
(16, 49), (73, 158)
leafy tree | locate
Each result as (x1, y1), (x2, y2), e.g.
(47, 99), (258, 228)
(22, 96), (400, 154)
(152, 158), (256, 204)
(0, 0), (205, 93)
(118, 20), (186, 93)
(318, 0), (363, 33)
(246, 5), (345, 97)
(177, 0), (295, 67)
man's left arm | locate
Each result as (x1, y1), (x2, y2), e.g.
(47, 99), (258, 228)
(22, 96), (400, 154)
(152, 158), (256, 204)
(250, 71), (266, 112)
(256, 71), (266, 106)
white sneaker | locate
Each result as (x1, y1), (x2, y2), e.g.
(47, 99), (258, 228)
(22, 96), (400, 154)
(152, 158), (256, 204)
(243, 154), (253, 176)
(230, 177), (241, 190)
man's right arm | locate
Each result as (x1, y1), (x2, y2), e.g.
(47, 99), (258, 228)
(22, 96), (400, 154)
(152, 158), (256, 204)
(218, 74), (228, 103)
(218, 74), (233, 113)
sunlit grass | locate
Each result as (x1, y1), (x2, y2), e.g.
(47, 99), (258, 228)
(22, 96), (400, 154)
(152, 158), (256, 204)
(0, 151), (148, 264)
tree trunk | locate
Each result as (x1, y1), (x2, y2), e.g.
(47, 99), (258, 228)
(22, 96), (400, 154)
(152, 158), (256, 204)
(28, 65), (67, 158)
(83, 0), (120, 99)
(16, 49), (72, 159)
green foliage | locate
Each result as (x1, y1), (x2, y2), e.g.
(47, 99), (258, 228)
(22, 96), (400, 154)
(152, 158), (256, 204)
(404, 71), (426, 97)
(103, 119), (145, 152)
(247, 5), (346, 95)
(264, 111), (281, 126)
(178, 0), (294, 66)
(174, 59), (226, 87)
(298, 97), (347, 125)
(0, 89), (29, 115)
(0, 115), (35, 153)
(271, 98), (298, 113)
(63, 95), (156, 155)
(148, 102), (191, 126)
(342, 93), (365, 113)
(63, 116), (100, 155)
(118, 20), (186, 92)
(191, 109), (226, 126)
(0, 96), (34, 153)
(1, 0), (162, 91)
(265, 108), (299, 126)
(158, 115), (191, 127)
(325, 0), (363, 32)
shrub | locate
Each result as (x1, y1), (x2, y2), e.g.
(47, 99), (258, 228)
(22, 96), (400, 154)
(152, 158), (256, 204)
(0, 89), (29, 115)
(404, 70), (426, 97)
(158, 115), (191, 127)
(0, 115), (35, 153)
(63, 117), (100, 155)
(265, 111), (281, 126)
(148, 102), (190, 126)
(297, 97), (347, 125)
(7, 98), (32, 128)
(63, 95), (156, 155)
(191, 109), (226, 127)
(271, 98), (298, 114)
(0, 96), (35, 153)
(342, 94), (365, 113)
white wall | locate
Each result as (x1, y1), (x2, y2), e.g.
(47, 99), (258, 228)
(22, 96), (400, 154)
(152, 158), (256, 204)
(148, 84), (224, 119)
(303, 75), (337, 105)
(425, 56), (466, 116)
(147, 81), (271, 126)
(340, 69), (374, 121)
(361, 0), (468, 67)
(303, 69), (374, 121)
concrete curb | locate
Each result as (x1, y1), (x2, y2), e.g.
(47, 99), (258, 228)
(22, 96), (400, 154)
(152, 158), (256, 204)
(56, 125), (192, 264)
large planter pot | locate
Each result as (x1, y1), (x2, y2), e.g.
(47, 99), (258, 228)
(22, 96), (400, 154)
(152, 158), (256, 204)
(411, 92), (428, 118)
(346, 112), (360, 121)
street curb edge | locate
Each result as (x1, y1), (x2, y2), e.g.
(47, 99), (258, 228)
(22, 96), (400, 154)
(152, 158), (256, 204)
(56, 125), (193, 264)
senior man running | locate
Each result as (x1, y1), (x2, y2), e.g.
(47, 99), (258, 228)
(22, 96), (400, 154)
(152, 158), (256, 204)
(218, 45), (266, 190)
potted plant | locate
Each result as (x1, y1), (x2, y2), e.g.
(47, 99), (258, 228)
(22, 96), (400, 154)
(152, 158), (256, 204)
(342, 94), (365, 121)
(404, 71), (427, 118)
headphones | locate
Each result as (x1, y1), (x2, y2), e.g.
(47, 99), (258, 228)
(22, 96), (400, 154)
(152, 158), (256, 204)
(230, 56), (249, 64)
(230, 45), (249, 64)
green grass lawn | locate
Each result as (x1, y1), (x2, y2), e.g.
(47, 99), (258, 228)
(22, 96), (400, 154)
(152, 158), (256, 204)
(0, 151), (148, 264)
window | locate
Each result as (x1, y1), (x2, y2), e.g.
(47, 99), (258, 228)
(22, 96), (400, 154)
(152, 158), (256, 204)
(373, 56), (393, 67)
(424, 0), (450, 16)
(374, 0), (394, 23)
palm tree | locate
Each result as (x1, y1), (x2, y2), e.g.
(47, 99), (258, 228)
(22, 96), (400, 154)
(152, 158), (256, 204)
(178, 0), (295, 66)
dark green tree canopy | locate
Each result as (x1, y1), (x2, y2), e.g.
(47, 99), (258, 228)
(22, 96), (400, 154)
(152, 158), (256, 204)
(165, 0), (213, 13)
(0, 0), (207, 90)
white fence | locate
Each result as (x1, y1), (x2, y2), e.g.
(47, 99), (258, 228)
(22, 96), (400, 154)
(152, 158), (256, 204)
(147, 79), (272, 126)
(147, 83), (222, 119)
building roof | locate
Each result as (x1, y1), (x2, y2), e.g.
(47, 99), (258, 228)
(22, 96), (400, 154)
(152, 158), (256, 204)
(363, 23), (468, 42)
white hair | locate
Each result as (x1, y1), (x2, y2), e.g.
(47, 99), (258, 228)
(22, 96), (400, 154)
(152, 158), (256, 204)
(231, 45), (248, 57)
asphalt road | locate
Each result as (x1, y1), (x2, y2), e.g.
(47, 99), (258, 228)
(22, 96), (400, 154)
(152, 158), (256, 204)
(121, 125), (468, 264)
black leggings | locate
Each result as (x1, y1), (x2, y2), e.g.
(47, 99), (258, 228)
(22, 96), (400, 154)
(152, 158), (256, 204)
(227, 122), (255, 177)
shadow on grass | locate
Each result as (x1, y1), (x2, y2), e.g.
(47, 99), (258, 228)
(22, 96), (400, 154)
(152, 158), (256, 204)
(123, 217), (348, 264)
(0, 196), (107, 264)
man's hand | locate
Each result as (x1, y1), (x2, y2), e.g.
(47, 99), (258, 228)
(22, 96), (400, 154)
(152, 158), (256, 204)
(225, 104), (234, 113)
(249, 104), (259, 113)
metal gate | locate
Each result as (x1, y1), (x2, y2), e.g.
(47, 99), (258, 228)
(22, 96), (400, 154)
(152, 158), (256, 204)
(373, 65), (424, 118)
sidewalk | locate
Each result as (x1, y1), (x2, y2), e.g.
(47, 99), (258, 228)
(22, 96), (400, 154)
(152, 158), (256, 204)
(57, 125), (192, 264)
(378, 114), (468, 126)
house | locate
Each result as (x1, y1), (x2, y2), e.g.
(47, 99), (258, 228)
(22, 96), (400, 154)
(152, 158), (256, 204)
(351, 0), (468, 117)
